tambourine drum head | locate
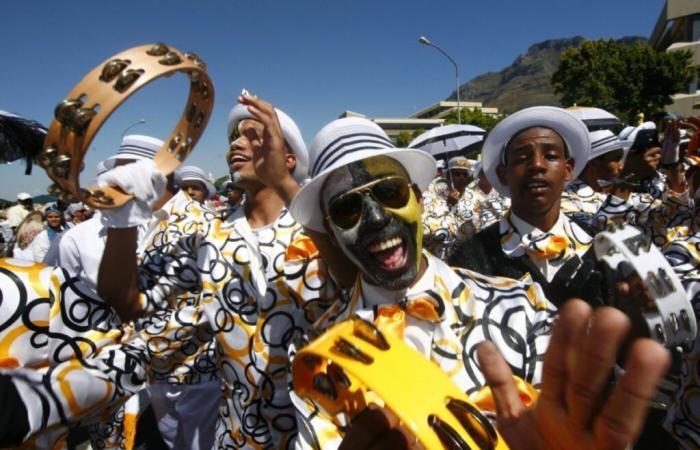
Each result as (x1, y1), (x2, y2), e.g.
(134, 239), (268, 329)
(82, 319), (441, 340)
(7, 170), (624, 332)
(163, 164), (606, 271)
(78, 76), (188, 192)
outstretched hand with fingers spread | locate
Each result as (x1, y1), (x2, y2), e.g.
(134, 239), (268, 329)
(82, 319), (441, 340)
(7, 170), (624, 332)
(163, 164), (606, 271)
(477, 299), (670, 450)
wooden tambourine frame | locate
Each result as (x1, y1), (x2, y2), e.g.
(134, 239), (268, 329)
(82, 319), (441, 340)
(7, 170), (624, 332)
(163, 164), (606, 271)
(292, 316), (508, 450)
(40, 43), (214, 208)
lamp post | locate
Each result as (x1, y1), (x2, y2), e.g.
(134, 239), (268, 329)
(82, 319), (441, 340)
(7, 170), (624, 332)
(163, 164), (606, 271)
(121, 118), (146, 138)
(418, 36), (461, 124)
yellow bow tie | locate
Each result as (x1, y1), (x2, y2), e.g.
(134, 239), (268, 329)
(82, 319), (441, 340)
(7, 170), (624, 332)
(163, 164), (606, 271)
(524, 233), (571, 261)
(374, 295), (443, 339)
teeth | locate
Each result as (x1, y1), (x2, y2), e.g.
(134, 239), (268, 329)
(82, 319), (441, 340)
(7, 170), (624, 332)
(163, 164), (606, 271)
(369, 237), (402, 253)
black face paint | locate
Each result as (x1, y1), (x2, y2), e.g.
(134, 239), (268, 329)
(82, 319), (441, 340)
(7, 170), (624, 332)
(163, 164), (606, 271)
(322, 156), (423, 290)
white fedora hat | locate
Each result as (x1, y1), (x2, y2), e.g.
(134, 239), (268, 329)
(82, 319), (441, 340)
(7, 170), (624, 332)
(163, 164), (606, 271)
(482, 106), (590, 196)
(588, 129), (630, 161)
(289, 117), (436, 232)
(103, 134), (163, 170)
(176, 165), (216, 199)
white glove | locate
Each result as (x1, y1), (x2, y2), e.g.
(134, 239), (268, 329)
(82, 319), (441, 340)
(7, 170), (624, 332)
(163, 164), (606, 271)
(96, 159), (167, 228)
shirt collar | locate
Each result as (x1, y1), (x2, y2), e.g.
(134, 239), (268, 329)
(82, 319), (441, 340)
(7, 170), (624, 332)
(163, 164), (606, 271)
(508, 210), (566, 238)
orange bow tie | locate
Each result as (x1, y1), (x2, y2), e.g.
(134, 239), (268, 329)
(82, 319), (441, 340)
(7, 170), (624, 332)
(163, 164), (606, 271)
(524, 233), (571, 261)
(374, 295), (443, 339)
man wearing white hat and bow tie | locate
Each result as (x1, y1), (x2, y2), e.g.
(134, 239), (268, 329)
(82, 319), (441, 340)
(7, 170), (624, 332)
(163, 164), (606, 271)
(250, 111), (670, 450)
(447, 107), (615, 308)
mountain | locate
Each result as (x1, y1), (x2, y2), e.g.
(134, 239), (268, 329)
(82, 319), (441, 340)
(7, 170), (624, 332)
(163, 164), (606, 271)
(449, 36), (648, 114)
(33, 194), (57, 205)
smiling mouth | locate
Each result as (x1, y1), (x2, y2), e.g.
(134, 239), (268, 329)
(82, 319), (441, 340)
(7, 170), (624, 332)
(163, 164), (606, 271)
(229, 154), (251, 170)
(368, 235), (408, 271)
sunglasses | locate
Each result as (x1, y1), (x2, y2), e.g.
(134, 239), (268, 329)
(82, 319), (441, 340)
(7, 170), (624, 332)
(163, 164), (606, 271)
(327, 176), (411, 229)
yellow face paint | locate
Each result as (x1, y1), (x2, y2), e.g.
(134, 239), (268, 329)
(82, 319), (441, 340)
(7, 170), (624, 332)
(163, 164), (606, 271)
(384, 188), (423, 273)
(322, 156), (424, 289)
(361, 156), (423, 273)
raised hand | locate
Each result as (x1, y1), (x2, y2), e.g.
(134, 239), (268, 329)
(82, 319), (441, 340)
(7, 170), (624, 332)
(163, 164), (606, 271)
(96, 159), (167, 228)
(661, 120), (681, 166)
(477, 299), (670, 450)
(237, 93), (298, 201)
(681, 117), (700, 157)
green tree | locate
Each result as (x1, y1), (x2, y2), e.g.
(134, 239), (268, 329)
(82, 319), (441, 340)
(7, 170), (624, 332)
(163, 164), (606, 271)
(411, 128), (426, 139)
(395, 131), (412, 147)
(444, 107), (503, 131)
(552, 39), (694, 123)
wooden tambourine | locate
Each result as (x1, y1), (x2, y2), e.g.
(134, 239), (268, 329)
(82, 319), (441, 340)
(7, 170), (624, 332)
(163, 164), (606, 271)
(39, 43), (214, 208)
(292, 316), (509, 450)
(594, 224), (697, 347)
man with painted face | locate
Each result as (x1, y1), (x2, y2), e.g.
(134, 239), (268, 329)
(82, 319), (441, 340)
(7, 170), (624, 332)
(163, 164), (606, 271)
(248, 115), (670, 450)
(449, 107), (609, 308)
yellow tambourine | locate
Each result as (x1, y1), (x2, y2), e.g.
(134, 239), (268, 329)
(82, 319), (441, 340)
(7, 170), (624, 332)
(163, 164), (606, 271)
(292, 316), (509, 450)
(39, 43), (214, 209)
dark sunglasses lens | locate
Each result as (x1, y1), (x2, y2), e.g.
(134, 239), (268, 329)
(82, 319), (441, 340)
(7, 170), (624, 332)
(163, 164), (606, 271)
(329, 193), (363, 229)
(372, 178), (410, 209)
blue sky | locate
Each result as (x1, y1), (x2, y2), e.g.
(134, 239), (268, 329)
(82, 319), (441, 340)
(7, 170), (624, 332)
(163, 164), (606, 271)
(1, 0), (664, 200)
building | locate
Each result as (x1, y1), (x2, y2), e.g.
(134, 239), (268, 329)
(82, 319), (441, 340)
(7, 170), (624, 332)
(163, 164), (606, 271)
(650, 0), (700, 117)
(339, 100), (499, 142)
(409, 101), (499, 120)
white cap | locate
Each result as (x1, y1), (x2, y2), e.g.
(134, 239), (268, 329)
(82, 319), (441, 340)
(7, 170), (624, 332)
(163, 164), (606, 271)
(67, 202), (87, 215)
(17, 192), (31, 201)
(447, 156), (473, 171)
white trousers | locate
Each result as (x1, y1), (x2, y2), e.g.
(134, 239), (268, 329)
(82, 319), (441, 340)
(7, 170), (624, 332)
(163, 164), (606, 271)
(150, 380), (221, 450)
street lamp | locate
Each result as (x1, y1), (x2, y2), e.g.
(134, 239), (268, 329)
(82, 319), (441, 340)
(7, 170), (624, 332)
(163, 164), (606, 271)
(418, 36), (461, 124)
(121, 118), (146, 138)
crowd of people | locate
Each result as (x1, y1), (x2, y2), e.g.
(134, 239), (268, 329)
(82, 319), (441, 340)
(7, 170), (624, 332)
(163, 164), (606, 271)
(0, 93), (698, 450)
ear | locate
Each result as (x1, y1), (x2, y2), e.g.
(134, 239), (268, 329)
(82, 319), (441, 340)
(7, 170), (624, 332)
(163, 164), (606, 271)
(495, 164), (508, 187)
(564, 158), (574, 183)
(286, 144), (297, 175)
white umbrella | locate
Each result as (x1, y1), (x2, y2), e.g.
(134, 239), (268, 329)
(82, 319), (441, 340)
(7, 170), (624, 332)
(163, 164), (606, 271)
(566, 107), (621, 130)
(408, 124), (486, 157)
